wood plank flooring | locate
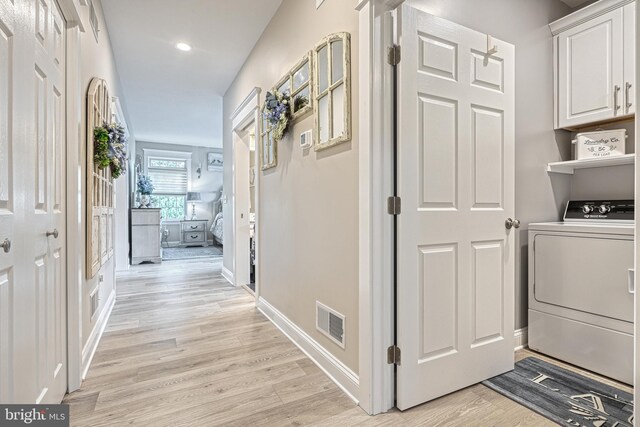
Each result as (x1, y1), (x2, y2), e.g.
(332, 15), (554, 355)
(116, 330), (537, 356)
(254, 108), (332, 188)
(63, 259), (627, 426)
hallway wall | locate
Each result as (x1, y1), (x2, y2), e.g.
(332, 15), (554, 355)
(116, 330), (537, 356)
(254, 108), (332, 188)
(223, 0), (360, 372)
(77, 0), (135, 362)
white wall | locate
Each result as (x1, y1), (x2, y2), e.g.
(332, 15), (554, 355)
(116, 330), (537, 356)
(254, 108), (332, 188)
(135, 141), (224, 245)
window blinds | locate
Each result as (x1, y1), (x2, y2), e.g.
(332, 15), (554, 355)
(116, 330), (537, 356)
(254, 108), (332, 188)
(147, 165), (188, 194)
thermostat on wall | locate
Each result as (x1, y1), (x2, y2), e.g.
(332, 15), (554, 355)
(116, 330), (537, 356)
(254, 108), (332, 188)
(300, 130), (313, 149)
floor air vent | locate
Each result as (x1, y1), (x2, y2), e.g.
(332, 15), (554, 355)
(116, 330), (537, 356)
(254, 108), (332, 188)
(316, 301), (345, 348)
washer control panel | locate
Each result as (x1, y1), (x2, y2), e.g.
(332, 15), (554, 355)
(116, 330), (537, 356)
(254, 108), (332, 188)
(564, 200), (634, 222)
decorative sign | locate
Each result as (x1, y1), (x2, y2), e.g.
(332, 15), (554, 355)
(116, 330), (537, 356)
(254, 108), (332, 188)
(573, 129), (627, 160)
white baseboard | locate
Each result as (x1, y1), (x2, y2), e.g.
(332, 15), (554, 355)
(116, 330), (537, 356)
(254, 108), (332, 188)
(514, 327), (528, 351)
(221, 266), (234, 285)
(257, 297), (359, 404)
(81, 289), (116, 379)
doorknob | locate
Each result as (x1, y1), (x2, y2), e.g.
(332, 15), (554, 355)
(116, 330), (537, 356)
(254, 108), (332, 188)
(0, 238), (10, 253)
(505, 218), (520, 230)
(46, 229), (59, 239)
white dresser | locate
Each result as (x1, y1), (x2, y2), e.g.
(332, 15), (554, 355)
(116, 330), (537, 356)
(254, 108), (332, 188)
(131, 209), (162, 264)
(180, 219), (208, 247)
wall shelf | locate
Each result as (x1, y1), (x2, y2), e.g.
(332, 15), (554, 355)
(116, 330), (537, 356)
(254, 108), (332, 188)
(547, 154), (635, 175)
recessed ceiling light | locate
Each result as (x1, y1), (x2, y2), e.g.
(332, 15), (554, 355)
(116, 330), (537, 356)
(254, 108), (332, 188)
(176, 43), (192, 52)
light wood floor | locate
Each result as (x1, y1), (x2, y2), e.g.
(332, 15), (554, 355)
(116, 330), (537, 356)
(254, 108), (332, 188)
(63, 259), (629, 426)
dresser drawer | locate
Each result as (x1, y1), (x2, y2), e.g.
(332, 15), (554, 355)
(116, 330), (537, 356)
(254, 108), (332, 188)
(182, 222), (205, 232)
(131, 209), (161, 225)
(182, 231), (205, 243)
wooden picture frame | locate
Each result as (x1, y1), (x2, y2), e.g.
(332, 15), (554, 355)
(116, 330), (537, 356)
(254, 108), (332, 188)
(313, 32), (352, 151)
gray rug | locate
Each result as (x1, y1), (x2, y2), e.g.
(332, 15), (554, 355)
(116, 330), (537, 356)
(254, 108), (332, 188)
(162, 246), (223, 260)
(483, 357), (634, 427)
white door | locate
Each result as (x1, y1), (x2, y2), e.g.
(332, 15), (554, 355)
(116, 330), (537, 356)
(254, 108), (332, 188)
(558, 8), (624, 128)
(396, 5), (515, 410)
(0, 0), (67, 404)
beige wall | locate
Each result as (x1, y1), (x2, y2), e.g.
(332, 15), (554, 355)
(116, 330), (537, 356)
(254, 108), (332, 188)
(135, 141), (224, 245)
(78, 0), (133, 349)
(223, 0), (360, 371)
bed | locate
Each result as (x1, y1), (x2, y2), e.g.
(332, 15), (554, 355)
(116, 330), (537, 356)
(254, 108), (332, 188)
(211, 212), (223, 246)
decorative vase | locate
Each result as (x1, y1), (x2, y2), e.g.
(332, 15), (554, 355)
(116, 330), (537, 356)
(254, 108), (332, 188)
(139, 194), (151, 208)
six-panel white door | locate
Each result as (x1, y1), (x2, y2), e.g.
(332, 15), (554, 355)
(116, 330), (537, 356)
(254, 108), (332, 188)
(0, 0), (67, 404)
(396, 4), (515, 410)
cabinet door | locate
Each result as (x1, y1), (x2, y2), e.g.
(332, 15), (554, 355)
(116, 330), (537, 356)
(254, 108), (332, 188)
(623, 2), (635, 116)
(558, 9), (624, 128)
(132, 226), (161, 258)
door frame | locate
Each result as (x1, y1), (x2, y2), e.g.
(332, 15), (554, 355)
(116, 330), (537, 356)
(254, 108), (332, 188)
(634, 0), (639, 419)
(229, 88), (262, 299)
(356, 0), (399, 415)
(57, 0), (84, 393)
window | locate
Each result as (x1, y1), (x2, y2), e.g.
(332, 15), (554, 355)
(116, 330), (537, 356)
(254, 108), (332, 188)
(150, 194), (185, 221)
(145, 151), (190, 221)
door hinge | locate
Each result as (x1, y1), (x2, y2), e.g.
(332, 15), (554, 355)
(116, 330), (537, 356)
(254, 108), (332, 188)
(387, 196), (401, 215)
(388, 44), (401, 66)
(387, 345), (401, 365)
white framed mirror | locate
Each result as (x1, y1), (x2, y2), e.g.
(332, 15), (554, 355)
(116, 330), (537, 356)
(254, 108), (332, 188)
(260, 103), (277, 170)
(273, 53), (314, 122)
(313, 32), (351, 151)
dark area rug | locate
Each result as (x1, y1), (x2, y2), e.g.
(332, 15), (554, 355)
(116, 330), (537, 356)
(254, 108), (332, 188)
(483, 357), (634, 427)
(162, 245), (223, 260)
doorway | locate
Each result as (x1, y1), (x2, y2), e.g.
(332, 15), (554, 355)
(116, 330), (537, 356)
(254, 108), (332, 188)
(231, 89), (261, 297)
(233, 126), (256, 294)
(0, 0), (68, 403)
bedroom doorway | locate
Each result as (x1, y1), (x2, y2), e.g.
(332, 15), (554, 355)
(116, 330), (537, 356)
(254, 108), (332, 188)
(233, 124), (257, 295)
(230, 88), (262, 298)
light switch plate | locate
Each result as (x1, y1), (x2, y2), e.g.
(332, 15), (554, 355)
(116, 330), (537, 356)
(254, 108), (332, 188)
(300, 130), (313, 149)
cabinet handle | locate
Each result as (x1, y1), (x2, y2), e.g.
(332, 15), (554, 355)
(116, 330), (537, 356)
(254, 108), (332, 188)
(625, 82), (633, 112)
(190, 235), (198, 239)
(190, 226), (198, 229)
(614, 85), (621, 112)
(628, 268), (635, 294)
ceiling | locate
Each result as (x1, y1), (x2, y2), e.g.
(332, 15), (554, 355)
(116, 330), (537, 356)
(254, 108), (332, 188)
(101, 0), (283, 148)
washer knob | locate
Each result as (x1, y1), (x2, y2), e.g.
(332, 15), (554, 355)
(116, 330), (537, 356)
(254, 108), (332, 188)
(582, 205), (592, 214)
(598, 205), (611, 214)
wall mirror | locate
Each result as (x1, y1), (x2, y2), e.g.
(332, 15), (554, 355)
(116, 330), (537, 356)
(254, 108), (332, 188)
(313, 32), (351, 151)
(260, 104), (277, 170)
(273, 53), (313, 121)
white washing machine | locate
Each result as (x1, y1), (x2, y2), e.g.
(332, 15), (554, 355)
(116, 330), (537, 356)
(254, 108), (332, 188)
(528, 200), (634, 384)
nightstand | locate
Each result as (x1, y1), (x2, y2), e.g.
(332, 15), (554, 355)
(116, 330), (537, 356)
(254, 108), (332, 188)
(180, 219), (208, 247)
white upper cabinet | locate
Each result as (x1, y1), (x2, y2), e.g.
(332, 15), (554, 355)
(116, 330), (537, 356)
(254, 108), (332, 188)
(551, 0), (635, 129)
